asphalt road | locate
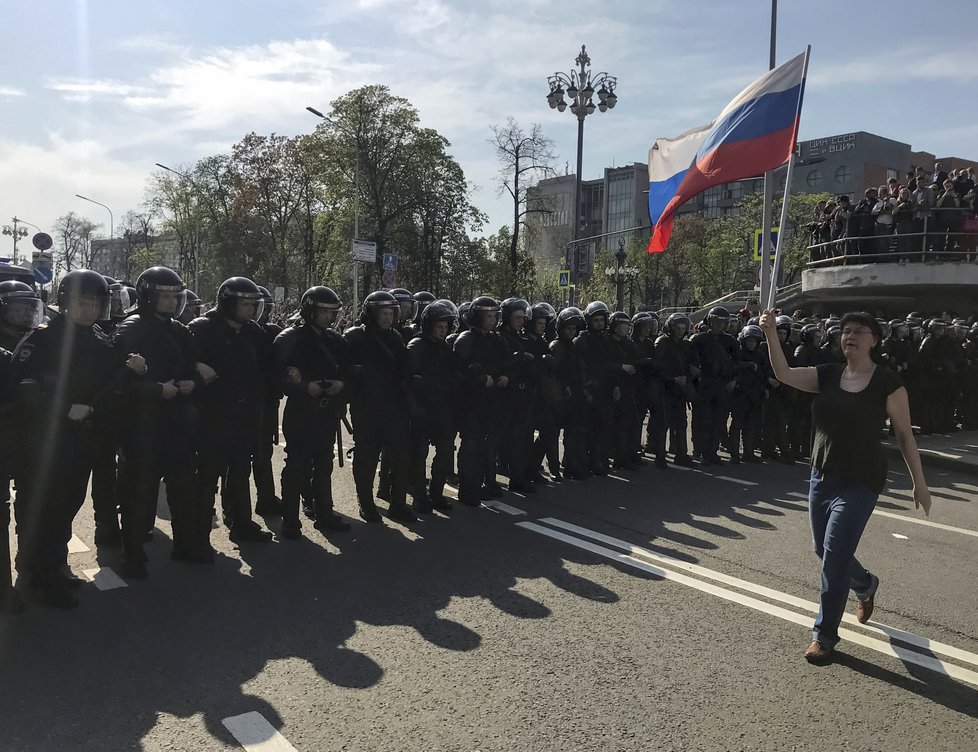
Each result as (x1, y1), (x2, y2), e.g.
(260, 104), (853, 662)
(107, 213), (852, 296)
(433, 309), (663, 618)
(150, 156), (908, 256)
(2, 437), (977, 752)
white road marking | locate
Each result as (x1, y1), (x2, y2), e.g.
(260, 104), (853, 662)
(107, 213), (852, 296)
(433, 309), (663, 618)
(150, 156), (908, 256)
(533, 517), (978, 671)
(67, 535), (90, 554)
(714, 475), (759, 486)
(82, 567), (128, 591)
(872, 509), (978, 539)
(483, 500), (525, 516)
(786, 491), (808, 499)
(520, 521), (978, 687)
(222, 712), (298, 752)
(892, 533), (909, 540)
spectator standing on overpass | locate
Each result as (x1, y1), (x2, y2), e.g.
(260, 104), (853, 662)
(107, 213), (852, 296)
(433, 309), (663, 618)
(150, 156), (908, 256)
(759, 309), (932, 665)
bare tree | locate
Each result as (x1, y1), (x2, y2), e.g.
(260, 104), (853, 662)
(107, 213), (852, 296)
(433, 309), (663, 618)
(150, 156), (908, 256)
(490, 118), (557, 295)
(53, 211), (99, 272)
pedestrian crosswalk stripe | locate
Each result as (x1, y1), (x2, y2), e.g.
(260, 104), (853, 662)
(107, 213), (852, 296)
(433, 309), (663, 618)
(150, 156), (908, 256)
(222, 711), (298, 752)
(82, 567), (128, 591)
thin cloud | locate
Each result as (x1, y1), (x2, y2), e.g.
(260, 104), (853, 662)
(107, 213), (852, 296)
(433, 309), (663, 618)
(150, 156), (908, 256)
(0, 85), (25, 97)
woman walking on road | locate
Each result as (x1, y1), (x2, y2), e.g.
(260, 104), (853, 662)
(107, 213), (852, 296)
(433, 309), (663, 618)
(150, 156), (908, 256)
(759, 309), (932, 664)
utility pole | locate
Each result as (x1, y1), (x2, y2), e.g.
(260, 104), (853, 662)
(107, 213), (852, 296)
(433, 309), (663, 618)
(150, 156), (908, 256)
(759, 0), (777, 310)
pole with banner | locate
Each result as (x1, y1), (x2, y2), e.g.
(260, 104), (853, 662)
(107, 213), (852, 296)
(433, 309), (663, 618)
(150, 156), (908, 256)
(766, 44), (811, 311)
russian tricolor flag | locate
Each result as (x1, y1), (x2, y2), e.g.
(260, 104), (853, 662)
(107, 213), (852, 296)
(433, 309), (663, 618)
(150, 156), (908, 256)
(647, 50), (809, 253)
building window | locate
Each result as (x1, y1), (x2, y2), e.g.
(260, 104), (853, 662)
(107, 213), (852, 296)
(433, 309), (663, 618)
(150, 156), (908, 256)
(806, 169), (823, 188)
(834, 165), (851, 184)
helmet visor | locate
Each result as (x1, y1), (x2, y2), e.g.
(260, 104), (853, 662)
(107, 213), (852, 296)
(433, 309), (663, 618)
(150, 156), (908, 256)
(224, 291), (264, 321)
(109, 288), (131, 318)
(154, 289), (188, 319)
(2, 297), (44, 330)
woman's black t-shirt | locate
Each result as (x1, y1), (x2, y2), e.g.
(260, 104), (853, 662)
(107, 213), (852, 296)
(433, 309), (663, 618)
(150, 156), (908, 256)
(811, 363), (904, 495)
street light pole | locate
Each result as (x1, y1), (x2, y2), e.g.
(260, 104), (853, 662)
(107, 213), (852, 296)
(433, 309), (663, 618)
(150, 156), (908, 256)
(2, 217), (33, 264)
(75, 194), (113, 272)
(547, 45), (619, 306)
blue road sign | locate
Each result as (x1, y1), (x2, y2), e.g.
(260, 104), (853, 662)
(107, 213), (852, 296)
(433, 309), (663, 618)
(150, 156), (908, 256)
(383, 253), (398, 271)
(33, 266), (53, 284)
(753, 227), (780, 262)
(558, 270), (571, 288)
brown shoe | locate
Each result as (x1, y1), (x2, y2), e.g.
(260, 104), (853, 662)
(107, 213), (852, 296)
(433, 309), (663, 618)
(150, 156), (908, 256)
(804, 641), (833, 665)
(856, 593), (875, 624)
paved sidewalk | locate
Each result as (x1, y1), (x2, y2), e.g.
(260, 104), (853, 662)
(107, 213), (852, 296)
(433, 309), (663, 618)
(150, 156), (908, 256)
(883, 429), (978, 475)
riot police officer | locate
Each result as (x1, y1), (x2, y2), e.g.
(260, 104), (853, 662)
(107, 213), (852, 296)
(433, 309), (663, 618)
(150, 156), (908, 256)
(190, 277), (274, 544)
(113, 267), (203, 577)
(177, 290), (205, 326)
(791, 323), (827, 459)
(0, 280), (43, 351)
(575, 301), (621, 476)
(252, 285), (284, 516)
(406, 299), (461, 513)
(763, 315), (796, 463)
(411, 291), (437, 333)
(526, 303), (561, 481)
(453, 296), (507, 505)
(882, 320), (922, 428)
(550, 307), (588, 479)
(496, 298), (537, 493)
(690, 306), (737, 464)
(273, 286), (353, 537)
(10, 270), (129, 607)
(652, 313), (695, 467)
(730, 325), (768, 463)
(630, 312), (660, 464)
(608, 311), (641, 471)
(344, 291), (416, 523)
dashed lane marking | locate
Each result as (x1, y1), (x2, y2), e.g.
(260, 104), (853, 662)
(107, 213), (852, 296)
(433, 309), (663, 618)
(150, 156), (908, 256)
(872, 509), (978, 539)
(892, 533), (909, 540)
(532, 517), (978, 672)
(68, 535), (90, 554)
(714, 475), (759, 486)
(82, 567), (128, 591)
(222, 712), (298, 752)
(483, 500), (526, 516)
(520, 520), (978, 687)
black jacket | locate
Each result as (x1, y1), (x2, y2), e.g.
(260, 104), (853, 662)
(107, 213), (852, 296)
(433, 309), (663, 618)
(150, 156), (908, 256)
(273, 321), (352, 417)
(189, 311), (269, 405)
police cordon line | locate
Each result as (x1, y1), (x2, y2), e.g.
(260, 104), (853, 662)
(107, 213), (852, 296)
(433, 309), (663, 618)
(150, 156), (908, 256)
(0, 269), (976, 612)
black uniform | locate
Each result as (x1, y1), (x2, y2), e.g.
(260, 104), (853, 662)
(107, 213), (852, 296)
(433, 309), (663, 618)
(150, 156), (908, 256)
(550, 335), (588, 478)
(273, 321), (352, 532)
(190, 311), (270, 538)
(690, 330), (737, 462)
(574, 329), (621, 474)
(652, 334), (695, 463)
(113, 313), (202, 566)
(730, 342), (769, 461)
(918, 331), (958, 432)
(406, 332), (460, 509)
(763, 339), (795, 461)
(9, 316), (116, 592)
(633, 336), (661, 460)
(453, 328), (507, 504)
(526, 333), (561, 479)
(881, 334), (922, 425)
(344, 323), (414, 519)
(496, 325), (537, 490)
(253, 320), (283, 512)
(791, 342), (827, 458)
(609, 333), (640, 469)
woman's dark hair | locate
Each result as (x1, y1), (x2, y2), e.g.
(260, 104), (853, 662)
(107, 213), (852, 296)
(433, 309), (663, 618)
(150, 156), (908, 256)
(840, 311), (883, 341)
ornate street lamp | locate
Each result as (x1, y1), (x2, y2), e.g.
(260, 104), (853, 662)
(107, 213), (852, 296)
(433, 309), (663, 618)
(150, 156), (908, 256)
(547, 45), (618, 305)
(2, 220), (29, 265)
(604, 237), (640, 313)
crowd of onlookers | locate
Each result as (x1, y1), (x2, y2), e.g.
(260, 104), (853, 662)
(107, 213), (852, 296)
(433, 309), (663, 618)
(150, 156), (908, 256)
(808, 163), (978, 262)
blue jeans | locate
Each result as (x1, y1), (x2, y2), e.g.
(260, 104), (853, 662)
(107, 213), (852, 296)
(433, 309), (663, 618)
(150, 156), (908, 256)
(808, 469), (879, 647)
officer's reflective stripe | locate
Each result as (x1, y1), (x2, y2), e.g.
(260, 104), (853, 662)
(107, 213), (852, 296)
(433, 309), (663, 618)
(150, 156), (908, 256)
(222, 712), (298, 752)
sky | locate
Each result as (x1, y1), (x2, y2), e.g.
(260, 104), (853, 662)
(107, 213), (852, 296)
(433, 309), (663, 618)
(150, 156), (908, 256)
(2, 0), (978, 259)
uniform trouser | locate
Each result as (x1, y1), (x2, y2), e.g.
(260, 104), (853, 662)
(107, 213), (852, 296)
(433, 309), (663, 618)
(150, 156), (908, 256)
(409, 418), (456, 501)
(763, 389), (790, 457)
(458, 395), (499, 503)
(729, 395), (763, 458)
(613, 391), (638, 464)
(692, 380), (729, 458)
(653, 389), (689, 459)
(196, 402), (261, 542)
(645, 386), (665, 454)
(557, 399), (587, 474)
(498, 389), (534, 483)
(16, 429), (94, 586)
(281, 406), (336, 529)
(120, 428), (197, 560)
(530, 405), (560, 475)
(252, 399), (280, 504)
(91, 441), (120, 530)
(585, 397), (614, 471)
(352, 404), (410, 512)
(790, 395), (814, 457)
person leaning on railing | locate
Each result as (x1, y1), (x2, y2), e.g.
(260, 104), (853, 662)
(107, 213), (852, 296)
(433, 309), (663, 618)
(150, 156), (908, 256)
(911, 180), (934, 252)
(894, 188), (915, 260)
(872, 187), (897, 258)
(934, 179), (961, 254)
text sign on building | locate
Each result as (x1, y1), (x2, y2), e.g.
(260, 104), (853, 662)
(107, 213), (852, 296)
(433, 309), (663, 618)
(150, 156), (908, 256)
(351, 239), (377, 263)
(753, 227), (779, 262)
(806, 133), (857, 158)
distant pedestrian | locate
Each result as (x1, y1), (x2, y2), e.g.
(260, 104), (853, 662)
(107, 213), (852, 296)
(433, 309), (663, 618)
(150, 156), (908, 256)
(759, 309), (932, 665)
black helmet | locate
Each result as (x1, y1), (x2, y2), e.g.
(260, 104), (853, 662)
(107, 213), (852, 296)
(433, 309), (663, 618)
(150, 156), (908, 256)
(257, 285), (276, 322)
(456, 301), (471, 332)
(102, 276), (131, 320)
(217, 276), (264, 322)
(556, 306), (585, 333)
(124, 285), (138, 310)
(631, 311), (658, 340)
(739, 324), (764, 342)
(608, 311), (631, 334)
(412, 290), (437, 323)
(747, 316), (760, 326)
(420, 298), (458, 334)
(529, 302), (556, 323)
(499, 297), (530, 329)
(584, 301), (609, 323)
(136, 266), (186, 319)
(300, 286), (342, 325)
(360, 290), (400, 326)
(0, 280), (44, 331)
(665, 312), (691, 337)
(800, 323), (823, 346)
(390, 287), (417, 323)
(466, 295), (500, 328)
(57, 269), (110, 319)
(706, 305), (730, 323)
(775, 314), (793, 331)
(178, 290), (204, 324)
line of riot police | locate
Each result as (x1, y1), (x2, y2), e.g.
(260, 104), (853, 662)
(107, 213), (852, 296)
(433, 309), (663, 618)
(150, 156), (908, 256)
(3, 266), (978, 613)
